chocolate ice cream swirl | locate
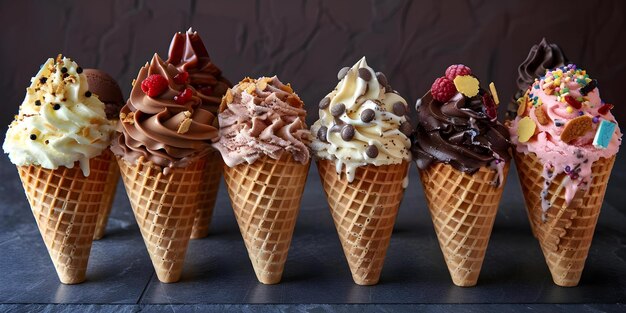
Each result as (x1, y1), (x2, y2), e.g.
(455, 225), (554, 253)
(507, 38), (568, 119)
(412, 90), (511, 174)
(111, 54), (218, 173)
(167, 28), (232, 114)
(213, 76), (310, 167)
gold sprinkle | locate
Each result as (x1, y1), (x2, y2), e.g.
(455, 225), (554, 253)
(489, 82), (500, 105)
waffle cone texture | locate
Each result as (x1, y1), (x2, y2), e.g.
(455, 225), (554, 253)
(515, 152), (615, 287)
(117, 156), (207, 283)
(419, 162), (510, 287)
(223, 154), (309, 284)
(191, 150), (222, 239)
(17, 152), (111, 284)
(93, 149), (120, 240)
(317, 160), (409, 285)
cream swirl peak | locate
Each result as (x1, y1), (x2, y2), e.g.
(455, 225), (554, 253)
(167, 27), (232, 114)
(310, 57), (411, 182)
(111, 54), (218, 173)
(213, 76), (310, 167)
(3, 55), (114, 176)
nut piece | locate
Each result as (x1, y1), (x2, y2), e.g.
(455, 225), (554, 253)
(534, 105), (550, 125)
(561, 115), (592, 143)
(178, 117), (192, 134)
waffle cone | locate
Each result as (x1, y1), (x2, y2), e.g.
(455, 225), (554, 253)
(515, 152), (615, 287)
(190, 150), (222, 239)
(317, 160), (409, 285)
(17, 152), (111, 284)
(93, 149), (120, 240)
(117, 156), (206, 283)
(419, 162), (510, 287)
(223, 154), (309, 284)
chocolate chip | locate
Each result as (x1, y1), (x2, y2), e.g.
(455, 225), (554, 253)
(29, 134), (37, 140)
(392, 102), (406, 116)
(376, 72), (388, 86)
(53, 103), (61, 110)
(317, 126), (328, 142)
(319, 97), (331, 109)
(341, 125), (355, 141)
(61, 67), (68, 73)
(360, 109), (375, 122)
(580, 79), (597, 96)
(39, 77), (47, 84)
(331, 103), (345, 117)
(365, 145), (379, 158)
(400, 121), (413, 136)
(62, 73), (69, 79)
(76, 67), (83, 74)
(358, 68), (372, 81)
(337, 67), (350, 80)
(85, 91), (92, 97)
(35, 100), (41, 106)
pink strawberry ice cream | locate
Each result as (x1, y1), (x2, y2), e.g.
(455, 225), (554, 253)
(510, 64), (621, 210)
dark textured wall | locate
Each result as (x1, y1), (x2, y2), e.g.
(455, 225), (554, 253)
(1, 0), (625, 128)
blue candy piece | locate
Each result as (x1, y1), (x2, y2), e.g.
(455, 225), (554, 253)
(593, 120), (617, 149)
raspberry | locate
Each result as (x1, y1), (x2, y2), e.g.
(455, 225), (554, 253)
(482, 93), (497, 120)
(173, 71), (189, 84)
(430, 77), (457, 102)
(174, 87), (193, 104)
(141, 74), (168, 97)
(445, 64), (472, 81)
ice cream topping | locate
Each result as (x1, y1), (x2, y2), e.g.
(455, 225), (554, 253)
(3, 55), (114, 176)
(412, 65), (511, 186)
(507, 38), (569, 119)
(213, 76), (310, 167)
(111, 54), (218, 174)
(310, 57), (411, 183)
(83, 69), (124, 120)
(167, 27), (232, 114)
(509, 64), (622, 213)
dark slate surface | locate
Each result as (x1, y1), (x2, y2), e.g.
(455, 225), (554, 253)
(0, 152), (625, 309)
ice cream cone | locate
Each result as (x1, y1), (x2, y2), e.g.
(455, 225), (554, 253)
(317, 159), (409, 285)
(190, 150), (222, 239)
(515, 152), (615, 287)
(419, 162), (509, 287)
(117, 156), (207, 283)
(93, 148), (120, 240)
(17, 152), (111, 284)
(223, 154), (309, 284)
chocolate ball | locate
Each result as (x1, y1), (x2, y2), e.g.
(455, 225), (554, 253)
(319, 97), (331, 109)
(376, 72), (388, 86)
(358, 68), (372, 81)
(392, 101), (406, 116)
(365, 145), (379, 158)
(337, 67), (350, 80)
(360, 109), (375, 123)
(317, 126), (328, 142)
(341, 125), (355, 141)
(331, 103), (346, 117)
